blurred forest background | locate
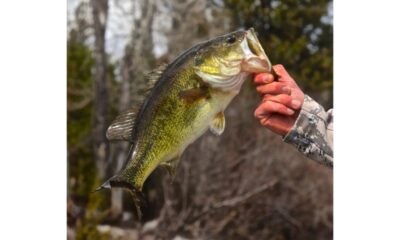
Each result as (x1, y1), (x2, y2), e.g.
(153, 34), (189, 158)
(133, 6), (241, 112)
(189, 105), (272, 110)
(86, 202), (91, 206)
(67, 0), (333, 239)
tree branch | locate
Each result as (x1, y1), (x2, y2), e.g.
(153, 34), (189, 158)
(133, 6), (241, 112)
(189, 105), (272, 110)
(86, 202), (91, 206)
(183, 178), (278, 226)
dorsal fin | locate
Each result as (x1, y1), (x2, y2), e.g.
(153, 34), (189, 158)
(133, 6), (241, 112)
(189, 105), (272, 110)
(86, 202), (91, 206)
(144, 63), (168, 91)
(106, 107), (138, 142)
(107, 64), (168, 142)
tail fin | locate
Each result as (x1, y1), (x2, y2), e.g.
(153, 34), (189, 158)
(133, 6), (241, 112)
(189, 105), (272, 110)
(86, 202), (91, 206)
(93, 175), (146, 220)
(92, 179), (112, 193)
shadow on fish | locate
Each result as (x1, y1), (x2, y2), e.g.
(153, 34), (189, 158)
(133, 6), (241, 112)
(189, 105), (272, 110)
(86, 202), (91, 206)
(94, 28), (274, 219)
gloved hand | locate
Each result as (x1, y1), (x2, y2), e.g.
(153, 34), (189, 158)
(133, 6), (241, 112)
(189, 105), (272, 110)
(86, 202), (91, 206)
(253, 64), (305, 136)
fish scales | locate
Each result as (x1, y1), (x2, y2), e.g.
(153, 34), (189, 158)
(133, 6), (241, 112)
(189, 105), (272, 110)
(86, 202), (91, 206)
(96, 28), (273, 218)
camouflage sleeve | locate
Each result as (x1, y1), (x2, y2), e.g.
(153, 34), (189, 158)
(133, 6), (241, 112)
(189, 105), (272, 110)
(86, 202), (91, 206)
(283, 95), (333, 167)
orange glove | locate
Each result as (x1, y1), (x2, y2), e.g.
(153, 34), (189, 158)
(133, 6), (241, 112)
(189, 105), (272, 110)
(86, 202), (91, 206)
(253, 64), (305, 136)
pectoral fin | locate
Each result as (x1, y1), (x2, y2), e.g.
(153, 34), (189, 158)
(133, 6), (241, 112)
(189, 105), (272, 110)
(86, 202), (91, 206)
(179, 87), (209, 104)
(209, 112), (225, 135)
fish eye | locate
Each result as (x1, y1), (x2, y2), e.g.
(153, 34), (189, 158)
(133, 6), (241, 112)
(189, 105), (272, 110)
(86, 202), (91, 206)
(226, 36), (236, 44)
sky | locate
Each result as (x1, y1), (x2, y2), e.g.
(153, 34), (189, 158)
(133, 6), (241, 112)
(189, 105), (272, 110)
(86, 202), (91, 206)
(68, 0), (169, 62)
(67, 0), (332, 62)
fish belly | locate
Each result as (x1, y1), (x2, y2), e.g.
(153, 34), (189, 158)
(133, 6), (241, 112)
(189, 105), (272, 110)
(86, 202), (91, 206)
(130, 90), (237, 188)
(161, 90), (237, 163)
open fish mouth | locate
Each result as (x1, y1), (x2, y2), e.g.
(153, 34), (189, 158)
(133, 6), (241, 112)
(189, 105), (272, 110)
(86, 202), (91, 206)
(241, 28), (272, 73)
(194, 28), (272, 92)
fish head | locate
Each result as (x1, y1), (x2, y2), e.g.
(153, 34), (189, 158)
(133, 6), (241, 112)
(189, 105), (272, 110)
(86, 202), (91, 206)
(194, 28), (272, 91)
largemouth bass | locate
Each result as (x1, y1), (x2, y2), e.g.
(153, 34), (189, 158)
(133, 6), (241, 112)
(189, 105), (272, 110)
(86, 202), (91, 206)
(97, 28), (272, 218)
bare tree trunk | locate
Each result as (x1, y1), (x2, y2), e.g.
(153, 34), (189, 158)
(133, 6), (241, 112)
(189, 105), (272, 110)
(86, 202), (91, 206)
(110, 152), (125, 218)
(91, 0), (109, 180)
(131, 0), (156, 92)
(109, 0), (158, 219)
(109, 0), (157, 213)
(110, 45), (133, 219)
(131, 0), (155, 74)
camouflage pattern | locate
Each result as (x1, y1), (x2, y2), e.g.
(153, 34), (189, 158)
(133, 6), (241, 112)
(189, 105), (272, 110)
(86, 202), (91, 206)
(283, 95), (333, 167)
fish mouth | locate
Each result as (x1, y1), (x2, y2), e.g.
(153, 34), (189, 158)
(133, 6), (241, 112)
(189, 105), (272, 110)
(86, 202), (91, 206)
(240, 28), (272, 73)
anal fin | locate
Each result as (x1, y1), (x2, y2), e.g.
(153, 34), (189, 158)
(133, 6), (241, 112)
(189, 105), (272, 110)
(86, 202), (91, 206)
(209, 111), (225, 135)
(160, 156), (181, 181)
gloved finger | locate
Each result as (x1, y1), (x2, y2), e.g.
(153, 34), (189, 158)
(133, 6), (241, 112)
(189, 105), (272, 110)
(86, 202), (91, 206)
(254, 100), (295, 118)
(255, 82), (291, 95)
(263, 94), (302, 110)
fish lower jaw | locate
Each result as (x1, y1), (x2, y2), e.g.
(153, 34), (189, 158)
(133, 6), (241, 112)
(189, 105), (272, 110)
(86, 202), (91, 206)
(241, 31), (271, 73)
(241, 56), (271, 73)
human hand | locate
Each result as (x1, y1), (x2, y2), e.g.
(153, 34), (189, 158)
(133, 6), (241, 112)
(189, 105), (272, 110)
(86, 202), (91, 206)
(253, 64), (305, 136)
